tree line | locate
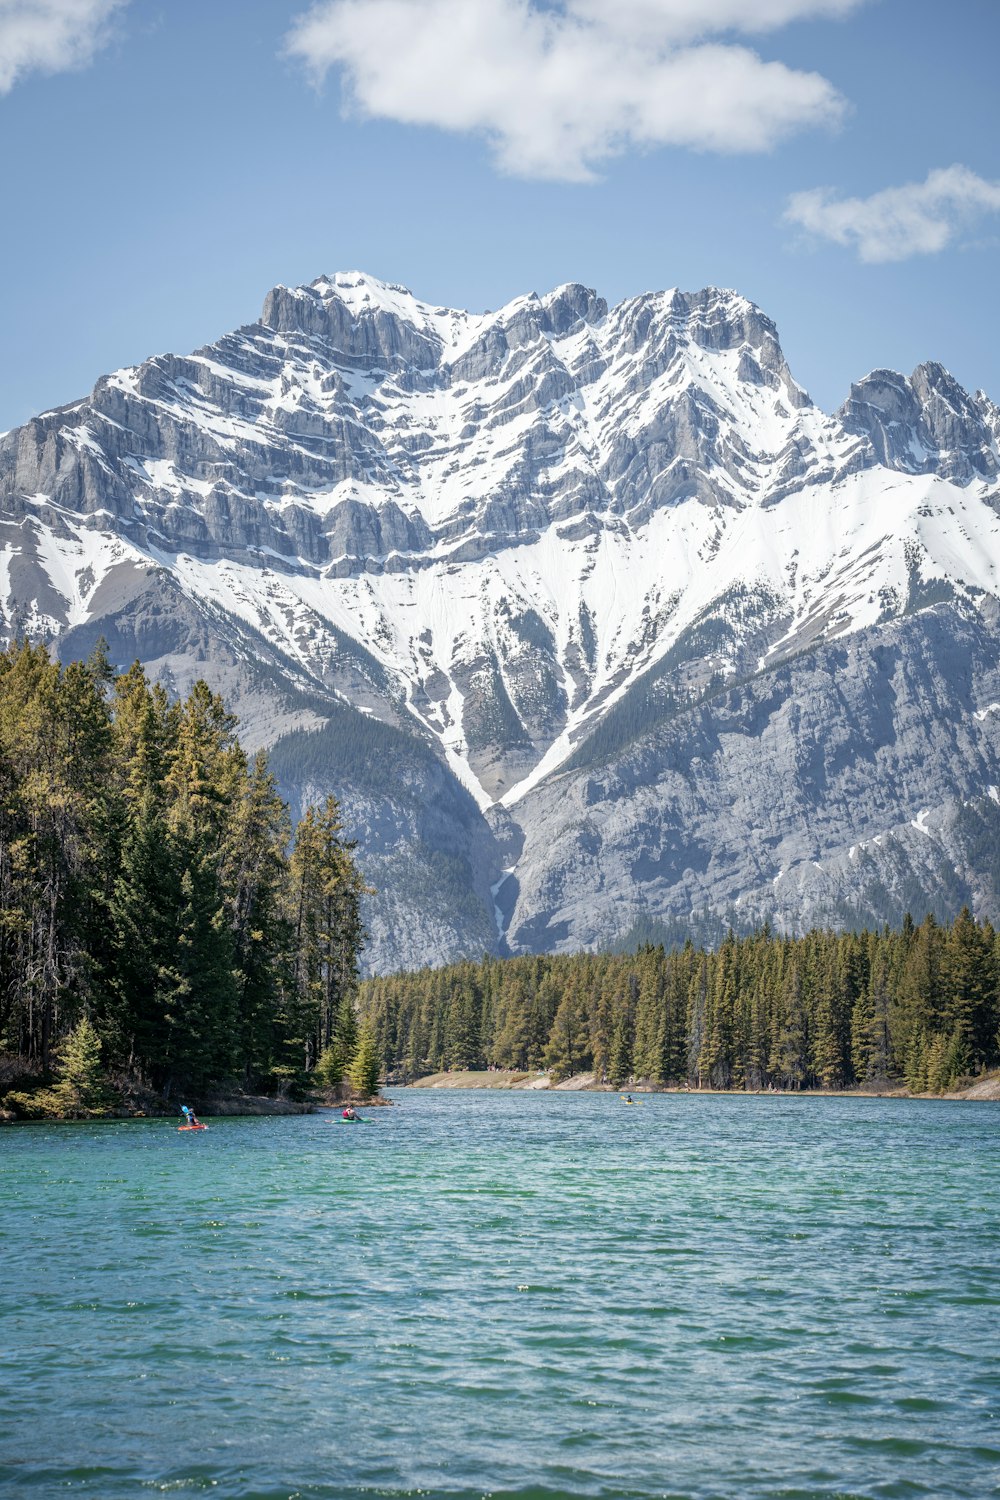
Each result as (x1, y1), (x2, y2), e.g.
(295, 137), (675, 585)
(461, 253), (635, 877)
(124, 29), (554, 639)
(359, 913), (1000, 1093)
(0, 641), (374, 1116)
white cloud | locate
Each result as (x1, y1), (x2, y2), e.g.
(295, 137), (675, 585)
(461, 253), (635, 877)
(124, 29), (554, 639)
(785, 165), (1000, 262)
(0, 0), (127, 95)
(285, 0), (862, 182)
(570, 0), (863, 43)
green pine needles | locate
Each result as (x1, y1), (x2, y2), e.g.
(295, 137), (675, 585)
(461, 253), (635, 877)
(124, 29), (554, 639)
(0, 642), (371, 1116)
(51, 1018), (111, 1114)
(360, 916), (1000, 1094)
(348, 1023), (381, 1099)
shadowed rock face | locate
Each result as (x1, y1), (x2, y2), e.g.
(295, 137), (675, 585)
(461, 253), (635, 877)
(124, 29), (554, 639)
(506, 601), (1000, 954)
(2, 271), (1000, 970)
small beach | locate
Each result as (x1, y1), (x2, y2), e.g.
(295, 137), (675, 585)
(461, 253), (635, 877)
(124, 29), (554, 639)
(407, 1068), (1000, 1099)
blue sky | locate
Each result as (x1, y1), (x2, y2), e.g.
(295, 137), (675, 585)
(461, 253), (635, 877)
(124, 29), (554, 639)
(0, 0), (997, 430)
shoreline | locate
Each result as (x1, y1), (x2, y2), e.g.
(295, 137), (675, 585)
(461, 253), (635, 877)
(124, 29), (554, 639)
(0, 1095), (318, 1126)
(402, 1068), (1000, 1101)
(0, 1091), (390, 1126)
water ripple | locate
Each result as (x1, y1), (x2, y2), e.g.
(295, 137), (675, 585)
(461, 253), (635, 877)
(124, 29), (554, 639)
(1, 1093), (998, 1498)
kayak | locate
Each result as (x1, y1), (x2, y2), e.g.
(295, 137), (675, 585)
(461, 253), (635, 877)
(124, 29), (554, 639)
(333, 1116), (372, 1124)
(178, 1123), (208, 1132)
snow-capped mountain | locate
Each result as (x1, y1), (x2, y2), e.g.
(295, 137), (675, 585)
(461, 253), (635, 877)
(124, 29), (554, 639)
(3, 272), (1000, 969)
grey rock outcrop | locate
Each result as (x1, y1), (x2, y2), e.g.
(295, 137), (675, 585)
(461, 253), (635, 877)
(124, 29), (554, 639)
(2, 270), (1000, 971)
(506, 601), (1000, 953)
(840, 363), (999, 480)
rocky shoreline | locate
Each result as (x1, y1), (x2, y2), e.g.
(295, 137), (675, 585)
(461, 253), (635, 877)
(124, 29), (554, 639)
(0, 1088), (390, 1125)
(404, 1069), (1000, 1100)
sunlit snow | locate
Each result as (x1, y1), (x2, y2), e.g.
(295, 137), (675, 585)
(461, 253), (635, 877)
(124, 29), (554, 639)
(3, 273), (1000, 811)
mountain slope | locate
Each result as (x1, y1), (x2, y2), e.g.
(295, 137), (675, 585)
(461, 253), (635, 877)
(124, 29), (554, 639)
(2, 272), (999, 967)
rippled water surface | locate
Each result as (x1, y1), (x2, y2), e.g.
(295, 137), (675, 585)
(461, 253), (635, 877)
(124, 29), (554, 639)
(2, 1092), (998, 1499)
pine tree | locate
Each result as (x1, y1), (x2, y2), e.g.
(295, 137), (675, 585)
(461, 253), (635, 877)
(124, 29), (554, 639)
(544, 984), (590, 1081)
(904, 1029), (930, 1093)
(686, 955), (708, 1085)
(851, 946), (892, 1081)
(51, 1017), (111, 1114)
(812, 945), (847, 1089)
(107, 788), (175, 1072)
(892, 915), (942, 1065)
(632, 951), (666, 1082)
(349, 1023), (381, 1098)
(289, 797), (367, 1070)
(157, 854), (238, 1097)
(0, 648), (375, 1111)
(445, 977), (481, 1069)
(942, 907), (994, 1061)
(221, 752), (294, 1088)
(769, 962), (808, 1089)
(315, 1039), (348, 1089)
(608, 1012), (632, 1089)
(747, 979), (769, 1091)
(491, 974), (533, 1069)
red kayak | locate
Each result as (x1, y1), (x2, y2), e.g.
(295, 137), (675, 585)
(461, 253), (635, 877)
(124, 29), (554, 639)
(178, 1123), (208, 1132)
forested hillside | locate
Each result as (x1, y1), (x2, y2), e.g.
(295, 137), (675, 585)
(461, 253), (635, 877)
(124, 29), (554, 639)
(360, 916), (1000, 1094)
(0, 642), (369, 1117)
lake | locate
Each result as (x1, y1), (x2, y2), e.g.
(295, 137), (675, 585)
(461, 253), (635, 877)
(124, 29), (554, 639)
(1, 1091), (998, 1498)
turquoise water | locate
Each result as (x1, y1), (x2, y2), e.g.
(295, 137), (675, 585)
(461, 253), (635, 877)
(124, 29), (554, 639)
(1, 1092), (998, 1500)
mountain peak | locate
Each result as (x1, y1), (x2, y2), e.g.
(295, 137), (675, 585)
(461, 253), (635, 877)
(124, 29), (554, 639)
(841, 361), (998, 480)
(3, 271), (1000, 969)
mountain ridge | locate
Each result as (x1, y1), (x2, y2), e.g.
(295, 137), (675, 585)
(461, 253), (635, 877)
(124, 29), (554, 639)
(2, 272), (999, 969)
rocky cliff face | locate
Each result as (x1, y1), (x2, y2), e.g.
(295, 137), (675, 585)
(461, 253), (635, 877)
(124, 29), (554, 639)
(2, 271), (999, 969)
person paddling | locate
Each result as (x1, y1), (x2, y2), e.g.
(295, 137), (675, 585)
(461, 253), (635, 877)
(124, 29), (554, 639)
(181, 1105), (201, 1128)
(342, 1105), (358, 1121)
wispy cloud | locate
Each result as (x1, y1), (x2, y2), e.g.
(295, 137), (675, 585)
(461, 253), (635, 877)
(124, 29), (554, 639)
(0, 0), (127, 95)
(785, 165), (1000, 262)
(285, 0), (864, 182)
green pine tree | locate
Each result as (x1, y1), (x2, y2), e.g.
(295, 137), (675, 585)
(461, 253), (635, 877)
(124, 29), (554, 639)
(349, 1023), (381, 1098)
(544, 984), (590, 1082)
(608, 1012), (632, 1089)
(315, 1039), (348, 1089)
(769, 962), (808, 1089)
(52, 1017), (112, 1115)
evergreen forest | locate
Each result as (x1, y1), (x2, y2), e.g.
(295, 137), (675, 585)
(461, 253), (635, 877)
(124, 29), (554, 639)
(0, 642), (370, 1117)
(5, 643), (998, 1117)
(360, 913), (1000, 1094)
